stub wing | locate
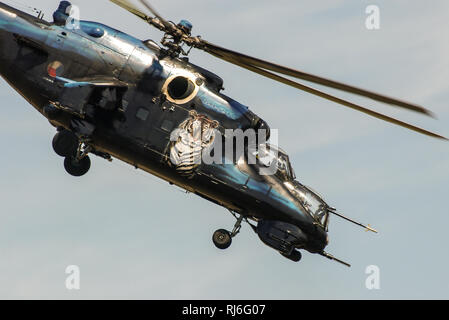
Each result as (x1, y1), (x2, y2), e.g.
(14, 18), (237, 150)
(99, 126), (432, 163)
(50, 76), (128, 117)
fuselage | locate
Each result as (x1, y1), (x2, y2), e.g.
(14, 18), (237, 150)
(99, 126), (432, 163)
(0, 2), (328, 254)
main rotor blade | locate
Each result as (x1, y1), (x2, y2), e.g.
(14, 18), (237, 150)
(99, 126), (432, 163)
(209, 50), (446, 140)
(199, 40), (433, 117)
(138, 0), (176, 32)
(110, 0), (150, 21)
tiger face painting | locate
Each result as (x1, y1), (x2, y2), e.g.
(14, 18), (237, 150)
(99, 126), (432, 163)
(168, 111), (219, 178)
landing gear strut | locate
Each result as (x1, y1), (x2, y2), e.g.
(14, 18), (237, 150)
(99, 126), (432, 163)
(52, 129), (92, 177)
(64, 141), (92, 177)
(212, 212), (245, 250)
(52, 129), (113, 177)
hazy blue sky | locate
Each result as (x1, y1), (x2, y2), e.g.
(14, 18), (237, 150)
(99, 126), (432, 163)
(0, 0), (448, 299)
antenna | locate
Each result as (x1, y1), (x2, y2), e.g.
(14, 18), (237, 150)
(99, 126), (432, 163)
(6, 0), (42, 17)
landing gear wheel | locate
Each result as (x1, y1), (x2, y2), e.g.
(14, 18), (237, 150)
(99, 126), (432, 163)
(53, 130), (79, 157)
(213, 229), (232, 250)
(64, 155), (91, 177)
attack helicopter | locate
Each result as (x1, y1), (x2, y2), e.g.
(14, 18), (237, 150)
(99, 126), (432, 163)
(0, 0), (445, 267)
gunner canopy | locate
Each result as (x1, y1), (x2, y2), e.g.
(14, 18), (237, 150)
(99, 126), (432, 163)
(254, 144), (329, 228)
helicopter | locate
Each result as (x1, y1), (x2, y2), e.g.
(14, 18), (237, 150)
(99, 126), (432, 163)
(0, 0), (445, 267)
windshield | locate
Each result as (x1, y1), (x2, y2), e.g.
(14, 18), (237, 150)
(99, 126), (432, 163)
(285, 182), (329, 228)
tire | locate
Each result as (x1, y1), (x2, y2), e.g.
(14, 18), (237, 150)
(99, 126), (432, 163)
(53, 130), (79, 157)
(64, 156), (91, 177)
(213, 229), (232, 250)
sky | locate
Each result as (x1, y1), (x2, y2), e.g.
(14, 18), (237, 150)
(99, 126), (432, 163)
(0, 0), (448, 299)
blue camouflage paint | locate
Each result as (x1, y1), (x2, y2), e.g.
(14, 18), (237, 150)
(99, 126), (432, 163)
(270, 188), (307, 218)
(207, 163), (248, 186)
(246, 178), (271, 196)
(197, 86), (248, 120)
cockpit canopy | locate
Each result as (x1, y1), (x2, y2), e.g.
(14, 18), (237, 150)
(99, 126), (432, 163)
(252, 144), (296, 182)
(288, 183), (329, 229)
(252, 144), (329, 228)
(242, 143), (329, 228)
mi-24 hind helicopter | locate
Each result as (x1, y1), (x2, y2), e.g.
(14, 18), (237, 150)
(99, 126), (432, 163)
(0, 0), (446, 267)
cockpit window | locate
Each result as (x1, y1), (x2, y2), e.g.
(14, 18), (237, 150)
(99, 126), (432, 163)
(286, 182), (329, 228)
(276, 153), (295, 181)
(252, 144), (296, 181)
